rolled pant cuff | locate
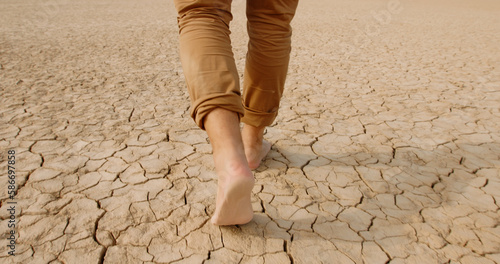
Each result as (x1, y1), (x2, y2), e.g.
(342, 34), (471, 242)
(191, 93), (245, 130)
(241, 106), (278, 128)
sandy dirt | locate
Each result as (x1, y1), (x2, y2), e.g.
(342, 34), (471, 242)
(1, 0), (499, 263)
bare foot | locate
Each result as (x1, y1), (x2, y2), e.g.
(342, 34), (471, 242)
(204, 109), (255, 226)
(211, 161), (255, 226)
(242, 124), (271, 170)
(244, 139), (271, 170)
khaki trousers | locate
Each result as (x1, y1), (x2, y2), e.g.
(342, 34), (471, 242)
(174, 0), (299, 129)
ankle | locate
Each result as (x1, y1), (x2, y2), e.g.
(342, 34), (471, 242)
(226, 159), (252, 177)
(213, 151), (252, 175)
(242, 124), (265, 145)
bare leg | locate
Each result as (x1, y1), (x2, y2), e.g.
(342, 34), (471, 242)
(241, 124), (272, 170)
(205, 108), (254, 226)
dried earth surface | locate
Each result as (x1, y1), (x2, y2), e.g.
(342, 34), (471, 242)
(1, 0), (499, 263)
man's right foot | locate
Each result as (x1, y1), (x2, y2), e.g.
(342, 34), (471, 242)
(242, 125), (271, 170)
(244, 139), (271, 170)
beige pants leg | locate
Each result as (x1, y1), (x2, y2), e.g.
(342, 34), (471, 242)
(242, 0), (299, 127)
(173, 0), (298, 129)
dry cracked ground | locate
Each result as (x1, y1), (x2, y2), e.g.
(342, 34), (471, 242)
(1, 0), (499, 263)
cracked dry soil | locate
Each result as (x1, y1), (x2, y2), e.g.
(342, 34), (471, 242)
(1, 0), (500, 263)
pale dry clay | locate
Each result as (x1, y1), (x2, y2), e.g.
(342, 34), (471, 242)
(0, 0), (499, 263)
